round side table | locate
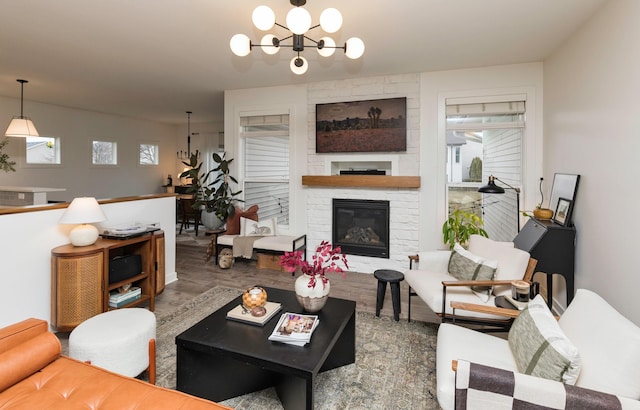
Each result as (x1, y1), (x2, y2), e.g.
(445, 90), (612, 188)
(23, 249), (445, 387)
(373, 269), (405, 321)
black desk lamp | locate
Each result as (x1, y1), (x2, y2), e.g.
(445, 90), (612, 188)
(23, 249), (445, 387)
(478, 175), (521, 232)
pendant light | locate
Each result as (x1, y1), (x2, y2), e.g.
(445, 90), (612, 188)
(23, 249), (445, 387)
(5, 79), (39, 137)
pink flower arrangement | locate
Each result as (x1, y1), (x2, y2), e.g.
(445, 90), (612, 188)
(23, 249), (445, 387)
(279, 240), (349, 289)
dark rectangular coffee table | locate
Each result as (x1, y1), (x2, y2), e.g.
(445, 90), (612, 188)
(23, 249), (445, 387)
(176, 286), (356, 410)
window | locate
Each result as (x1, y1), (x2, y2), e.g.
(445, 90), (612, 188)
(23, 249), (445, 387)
(26, 136), (61, 164)
(240, 114), (290, 227)
(139, 143), (159, 165)
(92, 140), (117, 165)
(446, 100), (525, 241)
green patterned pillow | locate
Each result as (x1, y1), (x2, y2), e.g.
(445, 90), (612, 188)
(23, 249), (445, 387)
(448, 244), (498, 300)
(508, 294), (581, 384)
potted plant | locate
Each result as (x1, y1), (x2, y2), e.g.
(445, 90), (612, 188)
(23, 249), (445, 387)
(442, 209), (488, 249)
(279, 241), (349, 312)
(179, 151), (243, 229)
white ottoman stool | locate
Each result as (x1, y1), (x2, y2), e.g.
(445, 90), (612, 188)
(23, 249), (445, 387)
(69, 308), (157, 384)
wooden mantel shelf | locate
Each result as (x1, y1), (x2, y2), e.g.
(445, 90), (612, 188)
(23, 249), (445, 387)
(302, 175), (420, 188)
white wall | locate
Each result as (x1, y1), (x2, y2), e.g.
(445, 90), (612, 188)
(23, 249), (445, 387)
(0, 96), (178, 201)
(225, 67), (543, 274)
(0, 196), (177, 329)
(420, 63), (544, 251)
(544, 0), (640, 323)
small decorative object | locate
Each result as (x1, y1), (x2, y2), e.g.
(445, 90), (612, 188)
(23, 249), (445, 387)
(279, 241), (349, 312)
(553, 197), (572, 227)
(242, 286), (268, 311)
(533, 207), (553, 220)
(533, 177), (554, 220)
(218, 248), (234, 269)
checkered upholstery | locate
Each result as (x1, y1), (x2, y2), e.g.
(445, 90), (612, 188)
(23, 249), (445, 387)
(454, 360), (622, 410)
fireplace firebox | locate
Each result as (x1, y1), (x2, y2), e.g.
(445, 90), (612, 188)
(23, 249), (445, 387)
(332, 199), (390, 258)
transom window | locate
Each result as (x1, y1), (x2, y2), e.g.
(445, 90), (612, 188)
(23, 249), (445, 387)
(92, 140), (117, 165)
(26, 136), (61, 165)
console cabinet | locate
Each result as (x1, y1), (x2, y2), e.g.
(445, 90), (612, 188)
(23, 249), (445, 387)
(51, 231), (164, 332)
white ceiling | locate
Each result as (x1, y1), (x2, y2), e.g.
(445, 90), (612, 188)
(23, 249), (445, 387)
(0, 0), (607, 125)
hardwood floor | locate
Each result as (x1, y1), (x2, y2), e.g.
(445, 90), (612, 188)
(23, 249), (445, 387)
(154, 228), (438, 324)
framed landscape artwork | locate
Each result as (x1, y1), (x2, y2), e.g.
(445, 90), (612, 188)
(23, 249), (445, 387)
(315, 97), (407, 153)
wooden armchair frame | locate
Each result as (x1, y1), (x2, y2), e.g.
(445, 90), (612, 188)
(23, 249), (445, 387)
(408, 254), (537, 332)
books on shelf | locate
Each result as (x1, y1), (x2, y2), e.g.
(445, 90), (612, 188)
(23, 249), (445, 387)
(226, 301), (282, 326)
(108, 287), (141, 308)
(268, 312), (320, 346)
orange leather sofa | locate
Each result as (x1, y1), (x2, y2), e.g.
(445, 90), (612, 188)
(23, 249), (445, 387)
(0, 318), (231, 409)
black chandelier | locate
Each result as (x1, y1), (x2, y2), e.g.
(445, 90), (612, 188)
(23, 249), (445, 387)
(177, 111), (200, 160)
(230, 0), (364, 75)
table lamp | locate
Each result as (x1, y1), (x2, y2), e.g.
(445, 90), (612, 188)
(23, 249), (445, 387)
(59, 197), (107, 246)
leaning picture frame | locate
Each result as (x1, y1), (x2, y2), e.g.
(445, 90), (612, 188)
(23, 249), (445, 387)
(553, 197), (572, 226)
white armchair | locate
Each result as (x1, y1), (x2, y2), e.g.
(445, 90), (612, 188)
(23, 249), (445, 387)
(437, 289), (640, 410)
(404, 235), (536, 330)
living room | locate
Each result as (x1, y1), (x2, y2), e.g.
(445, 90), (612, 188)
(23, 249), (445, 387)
(0, 1), (638, 407)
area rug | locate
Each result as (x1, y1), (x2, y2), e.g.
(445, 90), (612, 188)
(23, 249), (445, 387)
(155, 286), (440, 409)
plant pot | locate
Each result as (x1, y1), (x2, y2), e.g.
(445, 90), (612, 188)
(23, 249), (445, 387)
(533, 208), (554, 220)
(201, 211), (224, 230)
(294, 273), (330, 313)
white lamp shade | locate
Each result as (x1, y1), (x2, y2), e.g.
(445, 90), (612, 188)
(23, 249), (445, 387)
(59, 197), (107, 224)
(261, 34), (280, 55)
(252, 5), (275, 31)
(286, 7), (311, 35)
(5, 116), (39, 137)
(290, 56), (308, 75)
(345, 37), (365, 59)
(320, 8), (342, 33)
(230, 34), (251, 57)
(317, 37), (336, 57)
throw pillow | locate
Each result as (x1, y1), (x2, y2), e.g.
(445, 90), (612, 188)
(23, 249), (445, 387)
(508, 294), (581, 384)
(225, 205), (259, 235)
(241, 217), (276, 236)
(448, 244), (498, 300)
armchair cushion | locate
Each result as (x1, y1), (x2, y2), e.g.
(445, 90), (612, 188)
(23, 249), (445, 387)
(559, 289), (640, 400)
(508, 295), (581, 384)
(448, 244), (497, 299)
(437, 323), (517, 410)
(468, 235), (531, 297)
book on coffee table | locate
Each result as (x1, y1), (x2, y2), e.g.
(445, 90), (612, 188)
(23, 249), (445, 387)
(226, 301), (282, 326)
(268, 312), (320, 346)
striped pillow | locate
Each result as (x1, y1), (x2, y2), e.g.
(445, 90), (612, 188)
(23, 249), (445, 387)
(448, 243), (497, 300)
(508, 294), (581, 384)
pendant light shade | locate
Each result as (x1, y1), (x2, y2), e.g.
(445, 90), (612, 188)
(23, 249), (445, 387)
(286, 7), (311, 34)
(320, 8), (342, 33)
(252, 5), (276, 31)
(290, 56), (308, 75)
(5, 79), (39, 138)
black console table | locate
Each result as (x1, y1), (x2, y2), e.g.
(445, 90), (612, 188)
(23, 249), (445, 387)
(513, 218), (576, 307)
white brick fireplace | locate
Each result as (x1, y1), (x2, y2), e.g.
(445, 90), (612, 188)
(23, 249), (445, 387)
(305, 187), (419, 273)
(304, 74), (421, 274)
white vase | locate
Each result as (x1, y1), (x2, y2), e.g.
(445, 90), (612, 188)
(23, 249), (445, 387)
(294, 273), (330, 313)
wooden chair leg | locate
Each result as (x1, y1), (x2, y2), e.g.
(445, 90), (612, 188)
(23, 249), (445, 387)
(148, 338), (156, 385)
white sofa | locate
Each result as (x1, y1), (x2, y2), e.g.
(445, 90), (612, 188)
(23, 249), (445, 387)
(404, 235), (534, 325)
(437, 289), (640, 410)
